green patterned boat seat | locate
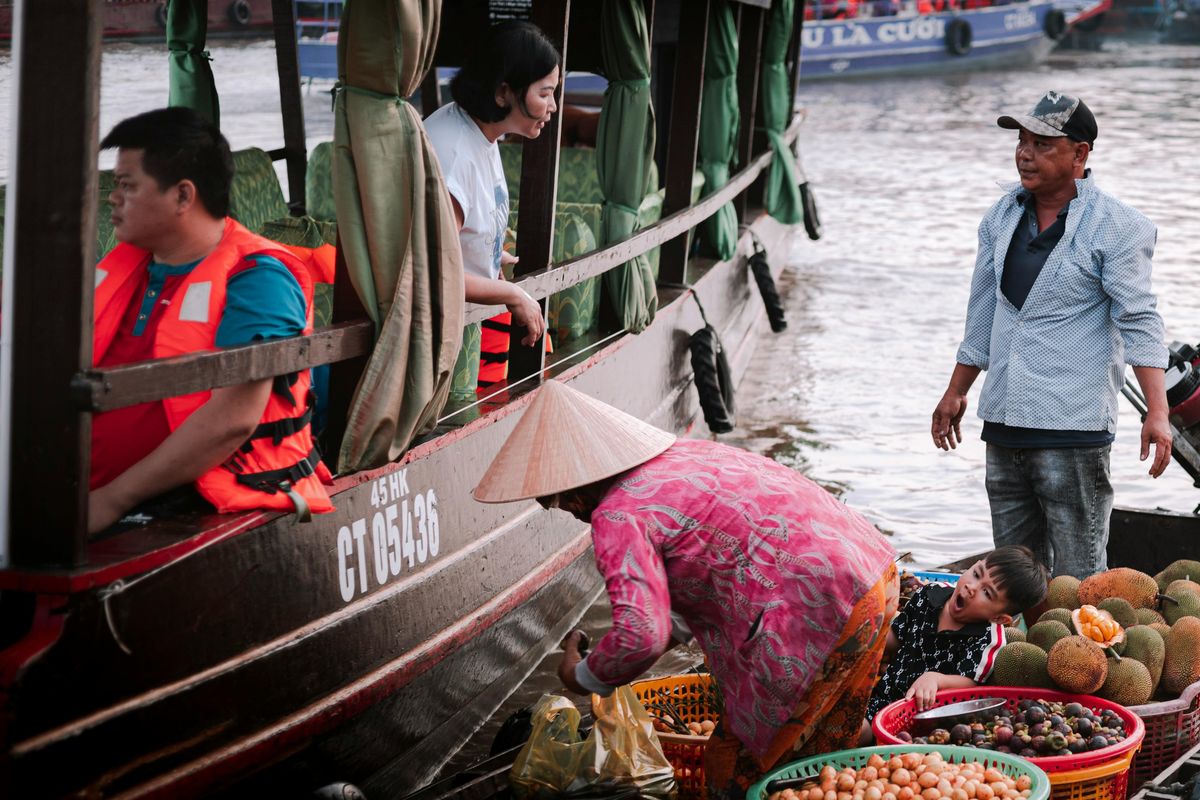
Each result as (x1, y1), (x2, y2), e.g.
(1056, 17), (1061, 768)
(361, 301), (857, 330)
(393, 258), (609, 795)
(228, 147), (292, 235)
(306, 141), (336, 222)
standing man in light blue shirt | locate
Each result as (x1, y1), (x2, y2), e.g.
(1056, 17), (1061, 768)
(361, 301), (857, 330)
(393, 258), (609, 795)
(932, 91), (1172, 579)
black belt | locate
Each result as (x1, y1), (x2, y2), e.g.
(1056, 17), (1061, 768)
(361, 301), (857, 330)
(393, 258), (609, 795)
(227, 446), (322, 522)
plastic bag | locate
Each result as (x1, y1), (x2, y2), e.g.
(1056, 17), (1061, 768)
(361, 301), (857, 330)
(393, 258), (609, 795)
(510, 687), (677, 799)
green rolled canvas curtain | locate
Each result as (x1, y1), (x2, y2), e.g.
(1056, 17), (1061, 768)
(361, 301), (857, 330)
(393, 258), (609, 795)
(596, 0), (657, 333)
(333, 0), (464, 471)
(697, 0), (738, 261)
(167, 0), (220, 126)
(761, 0), (802, 224)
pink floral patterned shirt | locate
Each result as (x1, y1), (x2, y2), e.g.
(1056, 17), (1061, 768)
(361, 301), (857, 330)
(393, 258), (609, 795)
(578, 439), (894, 758)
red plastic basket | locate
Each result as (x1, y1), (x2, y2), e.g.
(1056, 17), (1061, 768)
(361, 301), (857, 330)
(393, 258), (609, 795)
(873, 687), (1145, 773)
(1127, 679), (1200, 789)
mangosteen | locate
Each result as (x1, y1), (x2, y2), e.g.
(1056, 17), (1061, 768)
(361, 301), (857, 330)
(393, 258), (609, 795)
(1088, 735), (1108, 751)
(1050, 714), (1064, 727)
(1057, 748), (1072, 757)
(1018, 699), (1033, 711)
(1026, 706), (1047, 725)
(977, 742), (995, 751)
(1020, 747), (1037, 758)
(1069, 739), (1087, 754)
(1053, 723), (1071, 737)
(1076, 717), (1094, 736)
(1031, 735), (1048, 753)
(951, 724), (972, 744)
(1046, 732), (1068, 752)
(972, 733), (988, 746)
(994, 726), (1013, 745)
(897, 731), (913, 743)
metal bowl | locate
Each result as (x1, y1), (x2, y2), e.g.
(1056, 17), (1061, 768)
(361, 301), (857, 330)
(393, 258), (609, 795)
(911, 697), (1008, 735)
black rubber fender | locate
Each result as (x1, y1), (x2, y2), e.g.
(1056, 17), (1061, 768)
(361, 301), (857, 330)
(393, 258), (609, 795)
(689, 325), (736, 434)
(800, 182), (822, 241)
(228, 0), (253, 26)
(945, 17), (973, 56)
(1043, 8), (1068, 40)
(748, 250), (787, 333)
(155, 2), (168, 28)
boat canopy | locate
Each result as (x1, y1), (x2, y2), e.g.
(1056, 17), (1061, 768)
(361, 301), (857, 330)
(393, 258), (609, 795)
(699, 0), (741, 260)
(597, 0), (658, 333)
(167, 0), (222, 127)
(330, 0), (464, 471)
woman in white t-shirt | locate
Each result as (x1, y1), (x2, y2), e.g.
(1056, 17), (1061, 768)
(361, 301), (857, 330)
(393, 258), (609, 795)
(425, 21), (560, 389)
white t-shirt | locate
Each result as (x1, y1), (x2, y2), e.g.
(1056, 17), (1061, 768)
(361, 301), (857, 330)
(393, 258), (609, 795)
(424, 102), (509, 280)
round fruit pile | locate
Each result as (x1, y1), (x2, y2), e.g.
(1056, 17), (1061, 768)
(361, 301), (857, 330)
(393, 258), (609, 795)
(767, 751), (1035, 800)
(650, 715), (715, 736)
(897, 700), (1126, 757)
(990, 560), (1200, 705)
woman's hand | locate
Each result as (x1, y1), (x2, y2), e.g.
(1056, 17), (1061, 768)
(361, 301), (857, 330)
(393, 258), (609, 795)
(507, 284), (545, 347)
(557, 630), (588, 695)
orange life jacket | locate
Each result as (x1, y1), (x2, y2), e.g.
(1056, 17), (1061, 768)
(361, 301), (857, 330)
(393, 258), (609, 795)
(477, 311), (554, 390)
(93, 218), (335, 518)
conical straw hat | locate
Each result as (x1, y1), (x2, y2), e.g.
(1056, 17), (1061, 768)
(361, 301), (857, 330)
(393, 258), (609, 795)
(473, 380), (676, 503)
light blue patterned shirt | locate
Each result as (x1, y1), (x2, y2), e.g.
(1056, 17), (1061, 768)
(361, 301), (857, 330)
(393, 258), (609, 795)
(956, 172), (1167, 434)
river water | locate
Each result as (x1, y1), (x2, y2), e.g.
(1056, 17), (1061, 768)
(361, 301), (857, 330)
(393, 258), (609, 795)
(2, 34), (1198, 786)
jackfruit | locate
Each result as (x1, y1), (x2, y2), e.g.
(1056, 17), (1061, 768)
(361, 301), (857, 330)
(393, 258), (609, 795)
(1046, 575), (1081, 610)
(1098, 597), (1139, 629)
(1038, 608), (1075, 628)
(1166, 579), (1200, 597)
(990, 642), (1055, 689)
(1004, 626), (1025, 643)
(1151, 622), (1173, 638)
(1162, 616), (1200, 696)
(1028, 619), (1073, 652)
(1162, 587), (1200, 626)
(1098, 657), (1154, 706)
(1047, 636), (1108, 694)
(1155, 559), (1200, 592)
(1079, 568), (1160, 609)
(1136, 607), (1166, 626)
(1121, 625), (1166, 693)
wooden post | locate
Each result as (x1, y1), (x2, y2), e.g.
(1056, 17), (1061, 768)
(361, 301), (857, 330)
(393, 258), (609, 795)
(7, 0), (101, 567)
(271, 0), (308, 212)
(419, 67), (441, 118)
(787, 0), (807, 107)
(734, 4), (766, 221)
(508, 0), (570, 387)
(658, 0), (709, 286)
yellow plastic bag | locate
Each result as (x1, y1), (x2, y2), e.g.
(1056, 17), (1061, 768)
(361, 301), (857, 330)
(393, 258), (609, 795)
(510, 688), (677, 799)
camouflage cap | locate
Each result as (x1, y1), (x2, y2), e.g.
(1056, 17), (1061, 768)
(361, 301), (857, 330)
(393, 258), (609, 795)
(998, 91), (1098, 149)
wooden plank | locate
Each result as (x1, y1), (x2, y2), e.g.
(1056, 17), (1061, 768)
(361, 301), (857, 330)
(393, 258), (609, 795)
(320, 240), (371, 464)
(787, 0), (807, 105)
(8, 0), (102, 568)
(464, 113), (801, 325)
(508, 0), (570, 384)
(75, 322), (374, 413)
(419, 66), (441, 118)
(734, 4), (765, 221)
(658, 0), (709, 286)
(271, 0), (308, 212)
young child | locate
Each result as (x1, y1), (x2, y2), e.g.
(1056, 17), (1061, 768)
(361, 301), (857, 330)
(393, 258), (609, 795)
(864, 545), (1049, 728)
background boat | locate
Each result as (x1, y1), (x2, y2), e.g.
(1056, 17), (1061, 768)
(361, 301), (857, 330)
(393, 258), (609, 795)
(797, 0), (1089, 79)
(0, 0), (274, 42)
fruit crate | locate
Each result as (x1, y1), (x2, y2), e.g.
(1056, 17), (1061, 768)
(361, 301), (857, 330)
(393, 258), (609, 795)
(1128, 680), (1200, 790)
(1127, 737), (1200, 800)
(599, 674), (719, 800)
(873, 688), (1145, 800)
(746, 743), (1052, 800)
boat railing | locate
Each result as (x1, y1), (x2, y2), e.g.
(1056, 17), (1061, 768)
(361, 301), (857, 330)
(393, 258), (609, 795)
(71, 111), (803, 413)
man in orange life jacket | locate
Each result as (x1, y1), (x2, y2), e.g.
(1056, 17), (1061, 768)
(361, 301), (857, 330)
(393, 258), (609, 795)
(88, 107), (334, 534)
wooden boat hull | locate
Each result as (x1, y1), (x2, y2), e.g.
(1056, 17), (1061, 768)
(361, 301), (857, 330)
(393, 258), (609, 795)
(0, 215), (794, 798)
(938, 504), (1200, 574)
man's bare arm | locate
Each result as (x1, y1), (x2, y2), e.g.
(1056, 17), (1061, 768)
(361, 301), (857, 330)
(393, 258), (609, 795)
(1132, 365), (1172, 478)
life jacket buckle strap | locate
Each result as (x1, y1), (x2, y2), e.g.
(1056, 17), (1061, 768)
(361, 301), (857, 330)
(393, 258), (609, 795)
(278, 480), (312, 523)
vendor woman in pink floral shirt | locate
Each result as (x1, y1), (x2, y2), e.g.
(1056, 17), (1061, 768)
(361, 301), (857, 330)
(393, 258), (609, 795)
(474, 381), (899, 798)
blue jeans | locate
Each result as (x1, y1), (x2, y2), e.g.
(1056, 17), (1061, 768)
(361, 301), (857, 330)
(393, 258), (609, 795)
(985, 444), (1113, 578)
